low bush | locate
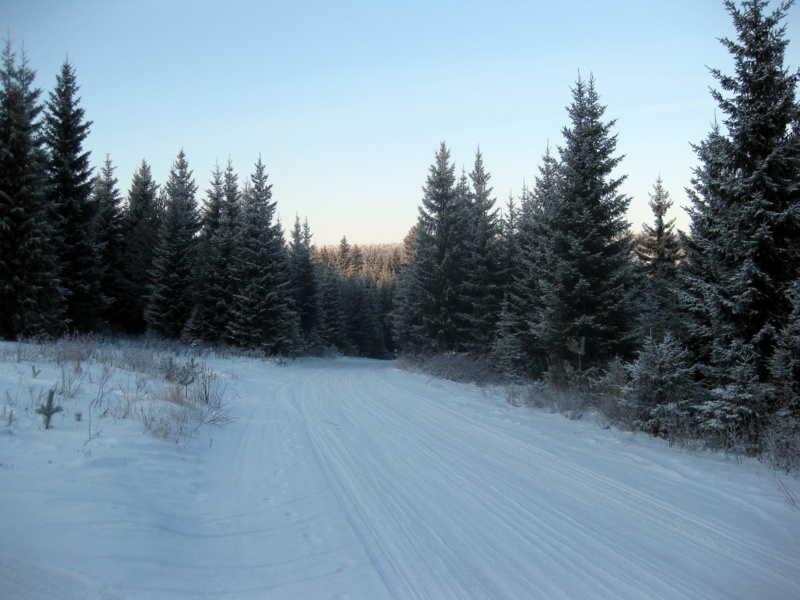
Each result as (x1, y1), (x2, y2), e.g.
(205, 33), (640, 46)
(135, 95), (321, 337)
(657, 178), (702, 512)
(0, 335), (235, 445)
(398, 353), (504, 387)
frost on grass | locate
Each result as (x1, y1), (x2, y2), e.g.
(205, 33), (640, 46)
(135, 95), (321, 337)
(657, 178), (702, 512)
(0, 336), (236, 444)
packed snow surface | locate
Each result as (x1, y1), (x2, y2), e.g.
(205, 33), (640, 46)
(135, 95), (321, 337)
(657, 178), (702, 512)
(1, 355), (799, 599)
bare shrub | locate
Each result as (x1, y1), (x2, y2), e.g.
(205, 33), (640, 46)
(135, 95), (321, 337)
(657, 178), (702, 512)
(503, 384), (528, 408)
(116, 343), (162, 376)
(1, 336), (238, 444)
(761, 412), (800, 474)
(57, 361), (87, 399)
(538, 360), (597, 419)
(502, 380), (590, 420)
(0, 339), (50, 363)
(399, 353), (504, 386)
(594, 358), (630, 428)
(187, 366), (236, 431)
(53, 333), (103, 366)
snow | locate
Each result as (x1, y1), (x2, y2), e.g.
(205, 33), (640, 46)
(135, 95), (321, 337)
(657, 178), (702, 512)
(1, 350), (799, 599)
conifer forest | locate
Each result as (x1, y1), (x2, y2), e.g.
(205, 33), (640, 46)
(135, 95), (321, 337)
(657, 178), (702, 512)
(2, 0), (799, 466)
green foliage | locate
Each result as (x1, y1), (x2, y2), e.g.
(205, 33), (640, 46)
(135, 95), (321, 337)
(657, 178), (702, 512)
(0, 40), (66, 339)
(622, 334), (696, 443)
(679, 0), (800, 454)
(36, 389), (62, 429)
(145, 150), (200, 339)
(394, 143), (472, 355)
(119, 161), (161, 334)
(226, 157), (298, 355)
(529, 75), (636, 371)
(91, 155), (126, 330)
(44, 59), (99, 332)
(634, 177), (684, 341)
(185, 160), (240, 344)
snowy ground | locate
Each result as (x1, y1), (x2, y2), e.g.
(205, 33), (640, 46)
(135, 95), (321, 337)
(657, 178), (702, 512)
(1, 347), (799, 600)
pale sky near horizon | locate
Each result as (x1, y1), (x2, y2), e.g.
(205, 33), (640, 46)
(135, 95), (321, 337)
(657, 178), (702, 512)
(4, 1), (799, 246)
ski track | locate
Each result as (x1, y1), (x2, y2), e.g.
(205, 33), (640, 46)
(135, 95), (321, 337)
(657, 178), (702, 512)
(1, 357), (799, 599)
(285, 360), (800, 600)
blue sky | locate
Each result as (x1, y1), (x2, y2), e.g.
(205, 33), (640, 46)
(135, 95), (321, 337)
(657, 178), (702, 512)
(4, 1), (799, 245)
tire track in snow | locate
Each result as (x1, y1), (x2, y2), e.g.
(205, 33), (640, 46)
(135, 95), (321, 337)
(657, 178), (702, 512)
(358, 366), (796, 590)
(285, 360), (800, 600)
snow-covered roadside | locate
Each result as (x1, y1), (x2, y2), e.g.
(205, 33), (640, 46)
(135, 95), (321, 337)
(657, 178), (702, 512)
(1, 350), (799, 599)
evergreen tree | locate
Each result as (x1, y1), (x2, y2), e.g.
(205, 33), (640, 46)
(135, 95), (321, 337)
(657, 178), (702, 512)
(622, 333), (696, 443)
(683, 0), (800, 442)
(635, 176), (683, 340)
(460, 149), (502, 355)
(185, 160), (240, 344)
(0, 41), (65, 338)
(119, 160), (161, 333)
(766, 281), (800, 467)
(349, 244), (365, 277)
(501, 147), (560, 375)
(315, 265), (345, 352)
(288, 215), (319, 344)
(685, 0), (800, 368)
(491, 294), (527, 379)
(531, 75), (636, 373)
(43, 59), (98, 332)
(145, 150), (199, 339)
(227, 157), (298, 354)
(337, 236), (354, 276)
(497, 191), (520, 290)
(394, 142), (471, 355)
(200, 162), (226, 237)
(90, 155), (126, 330)
(356, 278), (389, 358)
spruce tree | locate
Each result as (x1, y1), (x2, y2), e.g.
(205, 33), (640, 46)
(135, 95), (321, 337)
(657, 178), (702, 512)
(531, 75), (635, 373)
(635, 176), (683, 340)
(227, 157), (298, 354)
(185, 160), (240, 344)
(0, 41), (65, 338)
(90, 155), (126, 330)
(315, 265), (345, 352)
(622, 333), (696, 443)
(501, 147), (560, 375)
(683, 0), (800, 440)
(145, 150), (199, 339)
(119, 160), (161, 333)
(460, 149), (502, 355)
(44, 59), (98, 332)
(337, 236), (354, 276)
(394, 142), (471, 355)
(288, 215), (319, 344)
(768, 281), (800, 445)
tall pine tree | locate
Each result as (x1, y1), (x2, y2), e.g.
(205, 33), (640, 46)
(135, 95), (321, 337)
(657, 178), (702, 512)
(635, 176), (683, 340)
(44, 59), (98, 332)
(394, 142), (471, 355)
(682, 0), (800, 444)
(119, 160), (161, 333)
(145, 150), (199, 339)
(0, 41), (65, 338)
(185, 159), (240, 344)
(495, 147), (560, 375)
(90, 154), (126, 330)
(460, 149), (502, 355)
(227, 157), (298, 354)
(288, 215), (319, 345)
(531, 75), (635, 374)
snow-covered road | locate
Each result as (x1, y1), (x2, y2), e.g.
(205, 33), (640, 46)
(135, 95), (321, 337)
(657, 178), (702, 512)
(2, 357), (799, 599)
